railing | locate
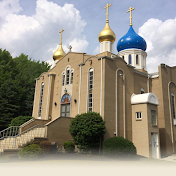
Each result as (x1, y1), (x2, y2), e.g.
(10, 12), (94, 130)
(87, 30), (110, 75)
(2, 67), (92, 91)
(20, 118), (35, 128)
(0, 125), (46, 151)
(0, 126), (20, 140)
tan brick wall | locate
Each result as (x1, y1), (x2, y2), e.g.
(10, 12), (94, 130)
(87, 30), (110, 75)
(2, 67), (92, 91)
(46, 117), (73, 149)
(132, 103), (159, 158)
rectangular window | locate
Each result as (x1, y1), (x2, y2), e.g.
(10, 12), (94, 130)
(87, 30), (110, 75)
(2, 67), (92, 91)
(136, 112), (142, 120)
(151, 110), (157, 125)
(172, 93), (175, 119)
(88, 69), (93, 112)
(38, 83), (44, 117)
(62, 75), (65, 86)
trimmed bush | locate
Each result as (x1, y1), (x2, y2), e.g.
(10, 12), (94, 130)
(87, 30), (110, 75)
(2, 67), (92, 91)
(63, 141), (75, 153)
(9, 116), (33, 127)
(40, 141), (53, 154)
(69, 112), (105, 151)
(103, 137), (137, 156)
(18, 144), (43, 160)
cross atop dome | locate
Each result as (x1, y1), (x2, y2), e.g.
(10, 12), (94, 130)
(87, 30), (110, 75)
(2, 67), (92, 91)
(104, 3), (111, 23)
(127, 7), (135, 26)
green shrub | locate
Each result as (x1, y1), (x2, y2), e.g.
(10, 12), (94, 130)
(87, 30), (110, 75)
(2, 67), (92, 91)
(9, 116), (33, 127)
(18, 144), (43, 160)
(63, 141), (75, 153)
(103, 137), (137, 156)
(69, 112), (105, 151)
(40, 141), (53, 154)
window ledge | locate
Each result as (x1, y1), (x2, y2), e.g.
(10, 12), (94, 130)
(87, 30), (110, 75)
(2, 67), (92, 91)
(136, 119), (142, 121)
(152, 124), (157, 127)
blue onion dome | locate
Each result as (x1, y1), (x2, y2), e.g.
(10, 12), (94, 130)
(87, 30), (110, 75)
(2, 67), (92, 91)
(117, 26), (147, 52)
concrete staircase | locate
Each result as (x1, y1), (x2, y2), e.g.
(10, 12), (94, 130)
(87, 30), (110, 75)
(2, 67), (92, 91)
(0, 125), (47, 154)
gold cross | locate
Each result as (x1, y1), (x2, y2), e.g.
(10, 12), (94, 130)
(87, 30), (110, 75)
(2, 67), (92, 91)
(59, 29), (64, 45)
(127, 7), (135, 26)
(104, 3), (112, 22)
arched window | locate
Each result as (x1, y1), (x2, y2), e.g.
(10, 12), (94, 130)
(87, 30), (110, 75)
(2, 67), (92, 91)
(141, 88), (144, 94)
(66, 67), (70, 85)
(70, 69), (74, 84)
(88, 68), (93, 112)
(136, 55), (139, 65)
(38, 82), (44, 117)
(62, 72), (65, 86)
(61, 93), (71, 117)
(172, 93), (175, 119)
(129, 55), (131, 64)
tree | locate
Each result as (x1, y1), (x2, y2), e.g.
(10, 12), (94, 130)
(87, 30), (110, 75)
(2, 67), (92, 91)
(0, 49), (50, 131)
(9, 116), (33, 127)
(69, 112), (105, 151)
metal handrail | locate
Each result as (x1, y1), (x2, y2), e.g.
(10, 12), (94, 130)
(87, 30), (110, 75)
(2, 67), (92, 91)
(0, 126), (20, 140)
(0, 125), (47, 151)
(20, 118), (35, 128)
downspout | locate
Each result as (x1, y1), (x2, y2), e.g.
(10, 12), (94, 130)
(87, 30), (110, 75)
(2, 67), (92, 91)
(45, 75), (51, 120)
(78, 64), (83, 114)
(100, 58), (103, 116)
(168, 81), (175, 153)
(123, 73), (126, 139)
(32, 78), (39, 117)
(147, 74), (150, 93)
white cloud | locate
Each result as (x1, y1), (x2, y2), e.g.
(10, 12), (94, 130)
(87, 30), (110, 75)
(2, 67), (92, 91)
(0, 0), (88, 64)
(139, 17), (176, 73)
(0, 0), (22, 18)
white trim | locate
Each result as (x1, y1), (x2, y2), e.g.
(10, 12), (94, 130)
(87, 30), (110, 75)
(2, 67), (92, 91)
(100, 57), (103, 116)
(45, 75), (51, 120)
(168, 81), (176, 153)
(116, 69), (126, 138)
(32, 79), (38, 117)
(78, 65), (82, 114)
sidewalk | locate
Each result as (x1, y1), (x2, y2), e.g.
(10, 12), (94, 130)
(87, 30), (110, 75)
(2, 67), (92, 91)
(160, 154), (176, 163)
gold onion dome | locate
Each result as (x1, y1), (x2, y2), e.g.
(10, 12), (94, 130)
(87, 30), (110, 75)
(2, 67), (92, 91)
(53, 29), (66, 61)
(98, 3), (116, 43)
(53, 45), (66, 61)
(98, 21), (116, 43)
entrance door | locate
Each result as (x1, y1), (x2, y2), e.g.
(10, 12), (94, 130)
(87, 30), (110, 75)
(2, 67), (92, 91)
(151, 133), (159, 158)
(61, 104), (70, 117)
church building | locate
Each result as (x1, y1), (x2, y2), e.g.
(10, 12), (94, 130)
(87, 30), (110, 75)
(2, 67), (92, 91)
(1, 4), (176, 159)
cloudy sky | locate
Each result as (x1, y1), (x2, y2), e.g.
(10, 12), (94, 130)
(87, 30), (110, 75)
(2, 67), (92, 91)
(0, 0), (176, 73)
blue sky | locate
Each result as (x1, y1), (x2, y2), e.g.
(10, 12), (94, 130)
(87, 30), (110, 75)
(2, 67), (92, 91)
(0, 0), (176, 72)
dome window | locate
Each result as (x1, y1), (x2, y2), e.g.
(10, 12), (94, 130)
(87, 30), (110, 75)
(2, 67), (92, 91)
(136, 55), (139, 65)
(129, 54), (131, 64)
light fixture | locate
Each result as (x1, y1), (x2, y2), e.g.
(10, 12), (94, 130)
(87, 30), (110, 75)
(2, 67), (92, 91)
(74, 99), (77, 103)
(64, 88), (67, 93)
(119, 73), (123, 77)
(89, 59), (92, 65)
